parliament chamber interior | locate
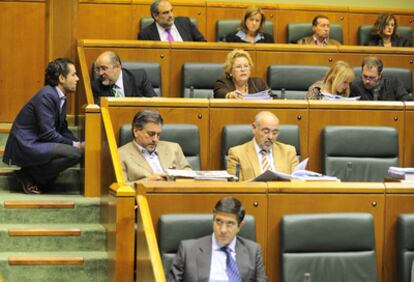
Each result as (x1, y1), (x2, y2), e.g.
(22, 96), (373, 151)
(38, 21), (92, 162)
(1, 0), (414, 281)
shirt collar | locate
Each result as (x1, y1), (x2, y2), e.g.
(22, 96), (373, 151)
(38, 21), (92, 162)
(253, 137), (272, 155)
(313, 35), (328, 46)
(114, 70), (123, 90)
(212, 233), (237, 253)
(235, 30), (264, 43)
(134, 140), (158, 156)
(55, 86), (66, 100)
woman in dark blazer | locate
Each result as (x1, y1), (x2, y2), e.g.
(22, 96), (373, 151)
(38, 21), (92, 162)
(214, 49), (269, 99)
(223, 6), (274, 44)
(367, 13), (410, 47)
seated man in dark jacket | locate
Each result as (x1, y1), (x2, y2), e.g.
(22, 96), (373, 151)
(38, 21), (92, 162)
(91, 51), (156, 104)
(138, 0), (206, 42)
(351, 56), (412, 101)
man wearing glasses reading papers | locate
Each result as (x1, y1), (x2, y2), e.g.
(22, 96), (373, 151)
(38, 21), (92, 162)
(227, 111), (298, 181)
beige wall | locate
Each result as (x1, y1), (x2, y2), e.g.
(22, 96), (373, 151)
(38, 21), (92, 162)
(207, 0), (414, 9)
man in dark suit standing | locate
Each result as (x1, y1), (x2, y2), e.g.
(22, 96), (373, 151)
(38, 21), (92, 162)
(138, 0), (206, 42)
(3, 58), (82, 194)
(169, 197), (267, 282)
(91, 51), (157, 104)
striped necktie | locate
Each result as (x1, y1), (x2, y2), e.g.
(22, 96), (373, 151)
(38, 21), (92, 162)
(261, 149), (272, 172)
(111, 84), (122, 97)
(221, 246), (241, 282)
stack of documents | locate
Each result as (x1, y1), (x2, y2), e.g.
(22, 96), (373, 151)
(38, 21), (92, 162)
(252, 158), (339, 182)
(321, 93), (360, 101)
(242, 90), (272, 100)
(166, 169), (237, 181)
(388, 167), (414, 180)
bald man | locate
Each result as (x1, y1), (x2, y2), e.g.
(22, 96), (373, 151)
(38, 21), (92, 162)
(91, 51), (156, 104)
(227, 111), (299, 181)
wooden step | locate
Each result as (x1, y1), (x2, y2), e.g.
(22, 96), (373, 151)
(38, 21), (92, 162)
(8, 228), (81, 236)
(0, 125), (11, 133)
(0, 146), (4, 154)
(9, 256), (84, 265)
(4, 201), (75, 209)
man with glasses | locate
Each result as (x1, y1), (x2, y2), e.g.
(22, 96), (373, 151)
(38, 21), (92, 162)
(350, 56), (412, 101)
(118, 110), (190, 185)
(91, 51), (156, 104)
(169, 197), (267, 282)
(226, 111), (298, 181)
(138, 0), (206, 42)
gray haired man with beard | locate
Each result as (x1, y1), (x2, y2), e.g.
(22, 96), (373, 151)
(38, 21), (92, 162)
(91, 51), (156, 104)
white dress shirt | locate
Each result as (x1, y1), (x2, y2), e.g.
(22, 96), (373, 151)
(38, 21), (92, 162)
(135, 142), (164, 173)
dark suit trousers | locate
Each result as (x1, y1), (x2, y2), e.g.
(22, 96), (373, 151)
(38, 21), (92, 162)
(22, 143), (82, 187)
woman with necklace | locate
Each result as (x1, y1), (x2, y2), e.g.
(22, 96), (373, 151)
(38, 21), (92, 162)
(214, 49), (269, 99)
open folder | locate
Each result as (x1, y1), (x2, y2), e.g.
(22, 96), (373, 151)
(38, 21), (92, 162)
(251, 158), (339, 182)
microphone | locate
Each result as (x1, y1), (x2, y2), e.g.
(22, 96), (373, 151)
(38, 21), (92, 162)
(280, 88), (286, 99)
(372, 87), (380, 101)
(189, 86), (194, 98)
(345, 162), (353, 181)
(235, 163), (240, 182)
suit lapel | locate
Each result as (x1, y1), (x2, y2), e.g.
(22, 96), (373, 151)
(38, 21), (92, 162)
(235, 238), (250, 282)
(156, 142), (171, 171)
(175, 18), (190, 41)
(122, 69), (133, 97)
(246, 141), (261, 177)
(196, 236), (212, 282)
(129, 143), (154, 174)
(273, 143), (281, 171)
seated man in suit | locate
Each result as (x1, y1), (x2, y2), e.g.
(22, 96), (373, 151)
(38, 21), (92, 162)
(227, 111), (299, 181)
(3, 58), (83, 194)
(297, 15), (340, 46)
(91, 51), (156, 104)
(350, 56), (412, 101)
(169, 197), (267, 282)
(138, 0), (206, 42)
(118, 110), (191, 185)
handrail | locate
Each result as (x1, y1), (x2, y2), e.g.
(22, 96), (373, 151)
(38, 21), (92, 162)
(136, 193), (166, 282)
(77, 44), (94, 105)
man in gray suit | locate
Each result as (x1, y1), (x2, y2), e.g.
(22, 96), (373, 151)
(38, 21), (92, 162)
(168, 197), (267, 282)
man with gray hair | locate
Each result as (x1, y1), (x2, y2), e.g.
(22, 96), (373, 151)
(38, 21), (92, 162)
(350, 56), (412, 101)
(118, 110), (191, 185)
(227, 111), (298, 181)
(138, 0), (206, 42)
(91, 51), (156, 104)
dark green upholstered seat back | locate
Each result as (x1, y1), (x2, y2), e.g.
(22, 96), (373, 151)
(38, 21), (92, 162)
(322, 126), (399, 182)
(267, 65), (329, 99)
(139, 16), (198, 32)
(123, 61), (162, 96)
(215, 19), (274, 41)
(352, 67), (412, 94)
(158, 214), (256, 277)
(397, 214), (414, 282)
(286, 23), (343, 43)
(221, 124), (301, 169)
(119, 124), (200, 170)
(181, 63), (223, 98)
(280, 213), (378, 282)
(358, 24), (413, 46)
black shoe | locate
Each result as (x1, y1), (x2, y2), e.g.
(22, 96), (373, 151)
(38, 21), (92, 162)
(16, 171), (42, 194)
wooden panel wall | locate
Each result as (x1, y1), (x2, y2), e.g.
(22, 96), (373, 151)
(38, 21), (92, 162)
(0, 1), (46, 121)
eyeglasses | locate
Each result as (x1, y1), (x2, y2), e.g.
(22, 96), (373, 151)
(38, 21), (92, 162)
(233, 65), (250, 71)
(362, 74), (379, 81)
(261, 128), (279, 136)
(214, 218), (237, 228)
(95, 64), (117, 73)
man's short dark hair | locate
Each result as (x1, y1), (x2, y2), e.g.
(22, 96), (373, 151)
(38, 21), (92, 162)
(213, 197), (245, 225)
(44, 58), (74, 87)
(131, 110), (164, 135)
(312, 15), (329, 26)
(150, 0), (166, 19)
(362, 56), (384, 74)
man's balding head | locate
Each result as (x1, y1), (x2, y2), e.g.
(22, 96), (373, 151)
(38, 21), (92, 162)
(252, 111), (280, 151)
(95, 51), (122, 86)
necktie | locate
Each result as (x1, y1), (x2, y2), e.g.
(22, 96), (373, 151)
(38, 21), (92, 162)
(111, 85), (122, 97)
(166, 28), (175, 42)
(221, 246), (241, 282)
(261, 149), (272, 172)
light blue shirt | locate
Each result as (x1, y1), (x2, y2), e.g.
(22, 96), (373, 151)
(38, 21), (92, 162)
(135, 141), (164, 173)
(55, 86), (66, 111)
(209, 234), (237, 282)
(253, 138), (275, 172)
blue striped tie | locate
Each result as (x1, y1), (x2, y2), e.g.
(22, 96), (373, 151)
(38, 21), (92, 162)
(221, 246), (241, 282)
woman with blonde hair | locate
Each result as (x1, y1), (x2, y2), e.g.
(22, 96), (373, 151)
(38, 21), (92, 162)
(368, 13), (409, 47)
(214, 49), (269, 99)
(224, 6), (274, 43)
(306, 61), (355, 99)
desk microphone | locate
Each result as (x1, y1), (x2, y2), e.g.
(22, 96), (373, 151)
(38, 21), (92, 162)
(235, 163), (240, 182)
(189, 86), (194, 98)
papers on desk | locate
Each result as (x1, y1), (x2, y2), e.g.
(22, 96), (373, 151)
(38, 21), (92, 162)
(242, 90), (272, 100)
(321, 93), (361, 101)
(251, 158), (339, 182)
(388, 167), (414, 180)
(166, 169), (237, 181)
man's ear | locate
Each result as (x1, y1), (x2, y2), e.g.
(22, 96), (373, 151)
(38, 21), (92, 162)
(58, 74), (65, 84)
